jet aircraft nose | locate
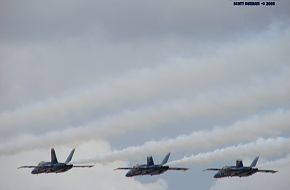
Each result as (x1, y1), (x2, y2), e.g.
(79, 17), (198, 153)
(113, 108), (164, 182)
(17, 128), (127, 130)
(126, 171), (133, 177)
(214, 172), (221, 178)
(31, 169), (38, 174)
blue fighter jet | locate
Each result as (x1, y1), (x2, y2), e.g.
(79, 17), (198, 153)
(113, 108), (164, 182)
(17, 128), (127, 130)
(205, 156), (277, 178)
(115, 152), (188, 177)
(18, 148), (94, 174)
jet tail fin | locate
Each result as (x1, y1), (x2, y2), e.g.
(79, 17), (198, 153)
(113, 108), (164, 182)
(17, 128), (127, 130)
(65, 148), (75, 164)
(147, 156), (154, 166)
(236, 160), (243, 167)
(250, 156), (259, 167)
(160, 152), (170, 165)
(51, 148), (58, 164)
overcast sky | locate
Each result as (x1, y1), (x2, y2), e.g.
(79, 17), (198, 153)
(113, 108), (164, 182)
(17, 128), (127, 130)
(0, 0), (290, 189)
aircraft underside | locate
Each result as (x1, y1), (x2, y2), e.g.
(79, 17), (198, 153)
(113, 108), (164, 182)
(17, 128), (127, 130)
(31, 165), (73, 174)
(127, 166), (169, 177)
(221, 170), (256, 177)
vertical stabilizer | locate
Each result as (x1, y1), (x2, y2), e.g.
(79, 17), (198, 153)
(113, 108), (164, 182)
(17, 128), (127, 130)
(160, 152), (171, 165)
(250, 156), (259, 167)
(147, 156), (154, 166)
(51, 148), (58, 164)
(65, 148), (75, 164)
(236, 160), (243, 167)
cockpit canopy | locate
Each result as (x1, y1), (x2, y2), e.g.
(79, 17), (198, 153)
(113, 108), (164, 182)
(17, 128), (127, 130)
(38, 161), (46, 165)
(133, 164), (140, 168)
(222, 166), (230, 170)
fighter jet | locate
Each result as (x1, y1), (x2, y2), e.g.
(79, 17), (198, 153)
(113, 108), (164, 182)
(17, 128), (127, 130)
(18, 148), (94, 174)
(205, 156), (277, 178)
(114, 152), (188, 177)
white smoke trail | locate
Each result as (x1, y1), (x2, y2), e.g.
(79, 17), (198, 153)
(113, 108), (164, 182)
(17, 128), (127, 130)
(74, 109), (290, 164)
(0, 101), (290, 157)
(0, 60), (259, 137)
(0, 72), (290, 155)
(259, 154), (290, 167)
(168, 137), (290, 166)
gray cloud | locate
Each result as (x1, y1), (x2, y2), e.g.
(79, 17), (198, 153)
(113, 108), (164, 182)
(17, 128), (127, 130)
(1, 26), (289, 139)
(0, 1), (289, 189)
(1, 0), (289, 43)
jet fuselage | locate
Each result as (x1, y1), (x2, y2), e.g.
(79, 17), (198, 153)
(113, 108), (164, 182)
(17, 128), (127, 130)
(125, 165), (169, 177)
(213, 166), (258, 178)
(31, 162), (73, 174)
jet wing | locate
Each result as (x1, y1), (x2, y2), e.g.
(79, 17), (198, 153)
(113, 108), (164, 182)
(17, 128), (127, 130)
(73, 165), (94, 168)
(114, 167), (134, 170)
(257, 169), (277, 173)
(204, 168), (221, 171)
(18, 166), (37, 169)
(168, 167), (189, 171)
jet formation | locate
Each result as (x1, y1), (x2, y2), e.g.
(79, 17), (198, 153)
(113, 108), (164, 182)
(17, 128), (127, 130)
(18, 148), (94, 174)
(18, 148), (278, 180)
(204, 156), (277, 178)
(114, 152), (188, 177)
